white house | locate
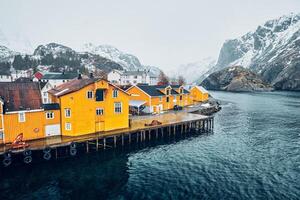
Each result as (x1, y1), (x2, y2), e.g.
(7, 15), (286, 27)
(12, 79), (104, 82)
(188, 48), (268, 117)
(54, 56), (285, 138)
(107, 70), (158, 85)
(0, 73), (12, 82)
(40, 82), (53, 104)
(40, 72), (77, 87)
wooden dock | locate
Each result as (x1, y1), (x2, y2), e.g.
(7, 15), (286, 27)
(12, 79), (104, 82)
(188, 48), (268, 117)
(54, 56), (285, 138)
(0, 112), (214, 167)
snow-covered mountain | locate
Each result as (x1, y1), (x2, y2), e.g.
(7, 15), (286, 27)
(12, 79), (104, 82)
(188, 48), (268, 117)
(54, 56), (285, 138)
(169, 57), (216, 83)
(81, 43), (160, 75)
(209, 13), (300, 90)
(0, 45), (17, 62)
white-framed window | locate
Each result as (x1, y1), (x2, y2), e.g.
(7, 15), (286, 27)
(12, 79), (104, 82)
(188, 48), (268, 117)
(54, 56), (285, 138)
(65, 108), (71, 118)
(96, 108), (104, 115)
(113, 89), (118, 98)
(87, 91), (93, 99)
(43, 92), (47, 97)
(65, 122), (72, 131)
(46, 111), (54, 119)
(114, 102), (122, 114)
(18, 112), (26, 122)
(0, 131), (4, 140)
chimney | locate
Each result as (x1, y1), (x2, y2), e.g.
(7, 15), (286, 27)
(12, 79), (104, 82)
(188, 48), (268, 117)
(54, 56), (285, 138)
(78, 73), (82, 79)
(89, 73), (94, 78)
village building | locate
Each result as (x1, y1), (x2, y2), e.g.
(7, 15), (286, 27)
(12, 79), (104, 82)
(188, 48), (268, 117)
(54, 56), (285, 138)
(0, 72), (12, 82)
(107, 69), (158, 86)
(126, 84), (192, 114)
(0, 82), (61, 144)
(40, 72), (77, 87)
(48, 76), (130, 136)
(40, 82), (53, 104)
(190, 86), (209, 102)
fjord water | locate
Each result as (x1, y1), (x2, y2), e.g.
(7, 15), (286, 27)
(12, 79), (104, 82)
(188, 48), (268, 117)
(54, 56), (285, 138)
(1, 91), (300, 200)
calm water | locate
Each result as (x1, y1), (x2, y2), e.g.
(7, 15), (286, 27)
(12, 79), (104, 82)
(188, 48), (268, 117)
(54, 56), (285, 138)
(1, 91), (300, 200)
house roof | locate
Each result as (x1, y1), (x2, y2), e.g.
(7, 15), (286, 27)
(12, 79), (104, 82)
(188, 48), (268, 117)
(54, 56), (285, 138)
(41, 72), (77, 80)
(0, 82), (43, 112)
(48, 78), (98, 97)
(137, 85), (165, 97)
(48, 78), (129, 97)
(131, 84), (190, 97)
(122, 71), (147, 76)
(34, 71), (44, 80)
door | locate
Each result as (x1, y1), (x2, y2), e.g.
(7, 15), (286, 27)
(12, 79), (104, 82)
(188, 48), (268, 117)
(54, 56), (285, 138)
(45, 124), (61, 137)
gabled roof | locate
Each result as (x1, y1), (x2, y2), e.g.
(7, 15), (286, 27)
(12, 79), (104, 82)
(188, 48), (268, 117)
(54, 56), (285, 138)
(48, 78), (98, 97)
(136, 85), (165, 97)
(41, 72), (77, 80)
(0, 82), (43, 112)
(48, 78), (129, 97)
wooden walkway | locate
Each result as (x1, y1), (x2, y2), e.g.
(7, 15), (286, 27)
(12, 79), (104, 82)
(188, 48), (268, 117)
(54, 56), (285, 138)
(0, 112), (214, 167)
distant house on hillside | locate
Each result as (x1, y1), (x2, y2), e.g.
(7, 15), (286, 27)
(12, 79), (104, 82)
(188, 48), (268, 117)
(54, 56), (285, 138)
(0, 72), (12, 82)
(33, 71), (44, 82)
(108, 69), (158, 86)
(40, 72), (77, 87)
(40, 82), (53, 104)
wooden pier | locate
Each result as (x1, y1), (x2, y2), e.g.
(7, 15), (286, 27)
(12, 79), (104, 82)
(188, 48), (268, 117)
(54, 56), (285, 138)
(0, 112), (214, 167)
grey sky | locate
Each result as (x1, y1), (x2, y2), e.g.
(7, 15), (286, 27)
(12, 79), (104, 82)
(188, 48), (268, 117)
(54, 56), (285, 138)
(1, 0), (300, 70)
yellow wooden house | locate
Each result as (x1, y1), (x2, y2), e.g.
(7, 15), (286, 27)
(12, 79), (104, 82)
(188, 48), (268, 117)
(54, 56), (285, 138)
(126, 84), (192, 114)
(190, 86), (209, 102)
(48, 77), (130, 136)
(0, 82), (61, 144)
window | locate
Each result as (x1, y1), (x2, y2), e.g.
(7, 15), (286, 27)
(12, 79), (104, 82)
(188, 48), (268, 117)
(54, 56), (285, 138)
(166, 97), (169, 103)
(0, 132), (3, 140)
(96, 108), (104, 115)
(18, 112), (26, 122)
(159, 97), (162, 102)
(87, 91), (93, 99)
(180, 95), (183, 100)
(65, 108), (71, 118)
(96, 89), (104, 101)
(43, 92), (47, 97)
(180, 88), (183, 94)
(65, 123), (72, 131)
(134, 75), (138, 79)
(43, 98), (48, 103)
(46, 112), (54, 119)
(114, 102), (122, 113)
(166, 89), (170, 95)
(113, 89), (118, 98)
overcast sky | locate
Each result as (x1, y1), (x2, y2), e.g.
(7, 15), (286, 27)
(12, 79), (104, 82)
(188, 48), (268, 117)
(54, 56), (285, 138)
(1, 0), (300, 70)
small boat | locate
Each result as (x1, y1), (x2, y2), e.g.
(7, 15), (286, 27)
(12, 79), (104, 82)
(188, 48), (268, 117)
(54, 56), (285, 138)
(9, 133), (29, 149)
(145, 120), (162, 126)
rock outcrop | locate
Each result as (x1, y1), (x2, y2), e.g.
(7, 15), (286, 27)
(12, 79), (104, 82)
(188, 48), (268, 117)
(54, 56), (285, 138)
(202, 66), (274, 92)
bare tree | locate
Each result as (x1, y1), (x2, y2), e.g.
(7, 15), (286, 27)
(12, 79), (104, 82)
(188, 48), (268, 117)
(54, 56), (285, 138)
(178, 75), (186, 85)
(157, 71), (169, 85)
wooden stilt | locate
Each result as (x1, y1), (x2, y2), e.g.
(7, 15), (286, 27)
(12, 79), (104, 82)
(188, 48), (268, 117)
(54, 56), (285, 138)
(103, 138), (106, 150)
(86, 141), (89, 153)
(129, 133), (131, 144)
(122, 134), (124, 146)
(114, 136), (117, 148)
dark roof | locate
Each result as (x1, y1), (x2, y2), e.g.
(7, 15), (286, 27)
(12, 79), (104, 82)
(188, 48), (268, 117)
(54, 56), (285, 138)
(183, 89), (190, 94)
(0, 82), (43, 112)
(14, 77), (33, 83)
(43, 103), (60, 110)
(48, 77), (98, 97)
(137, 85), (165, 97)
(41, 72), (77, 80)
